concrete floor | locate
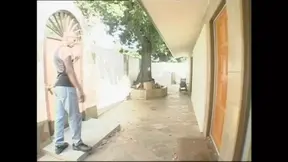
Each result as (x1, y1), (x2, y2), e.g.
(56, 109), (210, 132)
(85, 86), (206, 161)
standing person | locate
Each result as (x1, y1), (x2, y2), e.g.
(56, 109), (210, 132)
(52, 31), (92, 154)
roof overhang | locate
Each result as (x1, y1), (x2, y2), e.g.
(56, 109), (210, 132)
(140, 0), (209, 57)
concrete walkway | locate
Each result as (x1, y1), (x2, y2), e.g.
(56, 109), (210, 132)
(85, 85), (208, 161)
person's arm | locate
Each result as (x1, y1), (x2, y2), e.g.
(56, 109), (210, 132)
(62, 49), (83, 92)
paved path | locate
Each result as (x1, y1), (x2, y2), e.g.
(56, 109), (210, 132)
(85, 86), (204, 161)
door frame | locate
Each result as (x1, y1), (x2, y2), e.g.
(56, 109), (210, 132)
(209, 3), (228, 154)
(43, 38), (52, 122)
(43, 37), (85, 134)
(205, 0), (251, 160)
(231, 0), (251, 160)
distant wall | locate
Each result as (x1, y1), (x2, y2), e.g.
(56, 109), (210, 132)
(152, 62), (189, 86)
(127, 56), (189, 86)
(128, 57), (140, 83)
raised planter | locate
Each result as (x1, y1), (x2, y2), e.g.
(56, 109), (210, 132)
(130, 86), (168, 100)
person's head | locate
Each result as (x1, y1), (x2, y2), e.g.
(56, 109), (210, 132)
(62, 31), (79, 48)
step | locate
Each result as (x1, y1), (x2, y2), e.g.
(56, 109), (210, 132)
(43, 118), (121, 161)
(38, 154), (65, 161)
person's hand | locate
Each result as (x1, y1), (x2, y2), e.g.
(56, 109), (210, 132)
(78, 89), (86, 103)
(45, 84), (54, 95)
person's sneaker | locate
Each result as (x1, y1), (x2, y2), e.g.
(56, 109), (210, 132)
(55, 142), (69, 154)
(72, 143), (92, 152)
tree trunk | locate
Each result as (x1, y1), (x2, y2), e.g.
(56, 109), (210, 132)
(135, 38), (153, 84)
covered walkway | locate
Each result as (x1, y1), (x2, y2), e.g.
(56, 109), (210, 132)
(37, 0), (251, 161)
(85, 85), (215, 161)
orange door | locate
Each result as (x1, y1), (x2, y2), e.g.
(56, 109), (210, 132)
(44, 38), (83, 133)
(211, 6), (228, 151)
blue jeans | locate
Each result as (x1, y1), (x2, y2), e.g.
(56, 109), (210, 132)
(54, 86), (82, 146)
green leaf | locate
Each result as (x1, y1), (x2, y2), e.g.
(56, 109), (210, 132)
(75, 0), (182, 63)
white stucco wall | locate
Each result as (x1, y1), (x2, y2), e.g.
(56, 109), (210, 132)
(127, 59), (189, 86)
(152, 62), (189, 86)
(92, 45), (130, 109)
(128, 57), (140, 83)
(191, 25), (208, 132)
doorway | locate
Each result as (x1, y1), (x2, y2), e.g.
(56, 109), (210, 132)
(210, 5), (228, 152)
(43, 10), (83, 134)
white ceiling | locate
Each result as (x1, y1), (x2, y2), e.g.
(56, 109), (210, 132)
(140, 0), (209, 57)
